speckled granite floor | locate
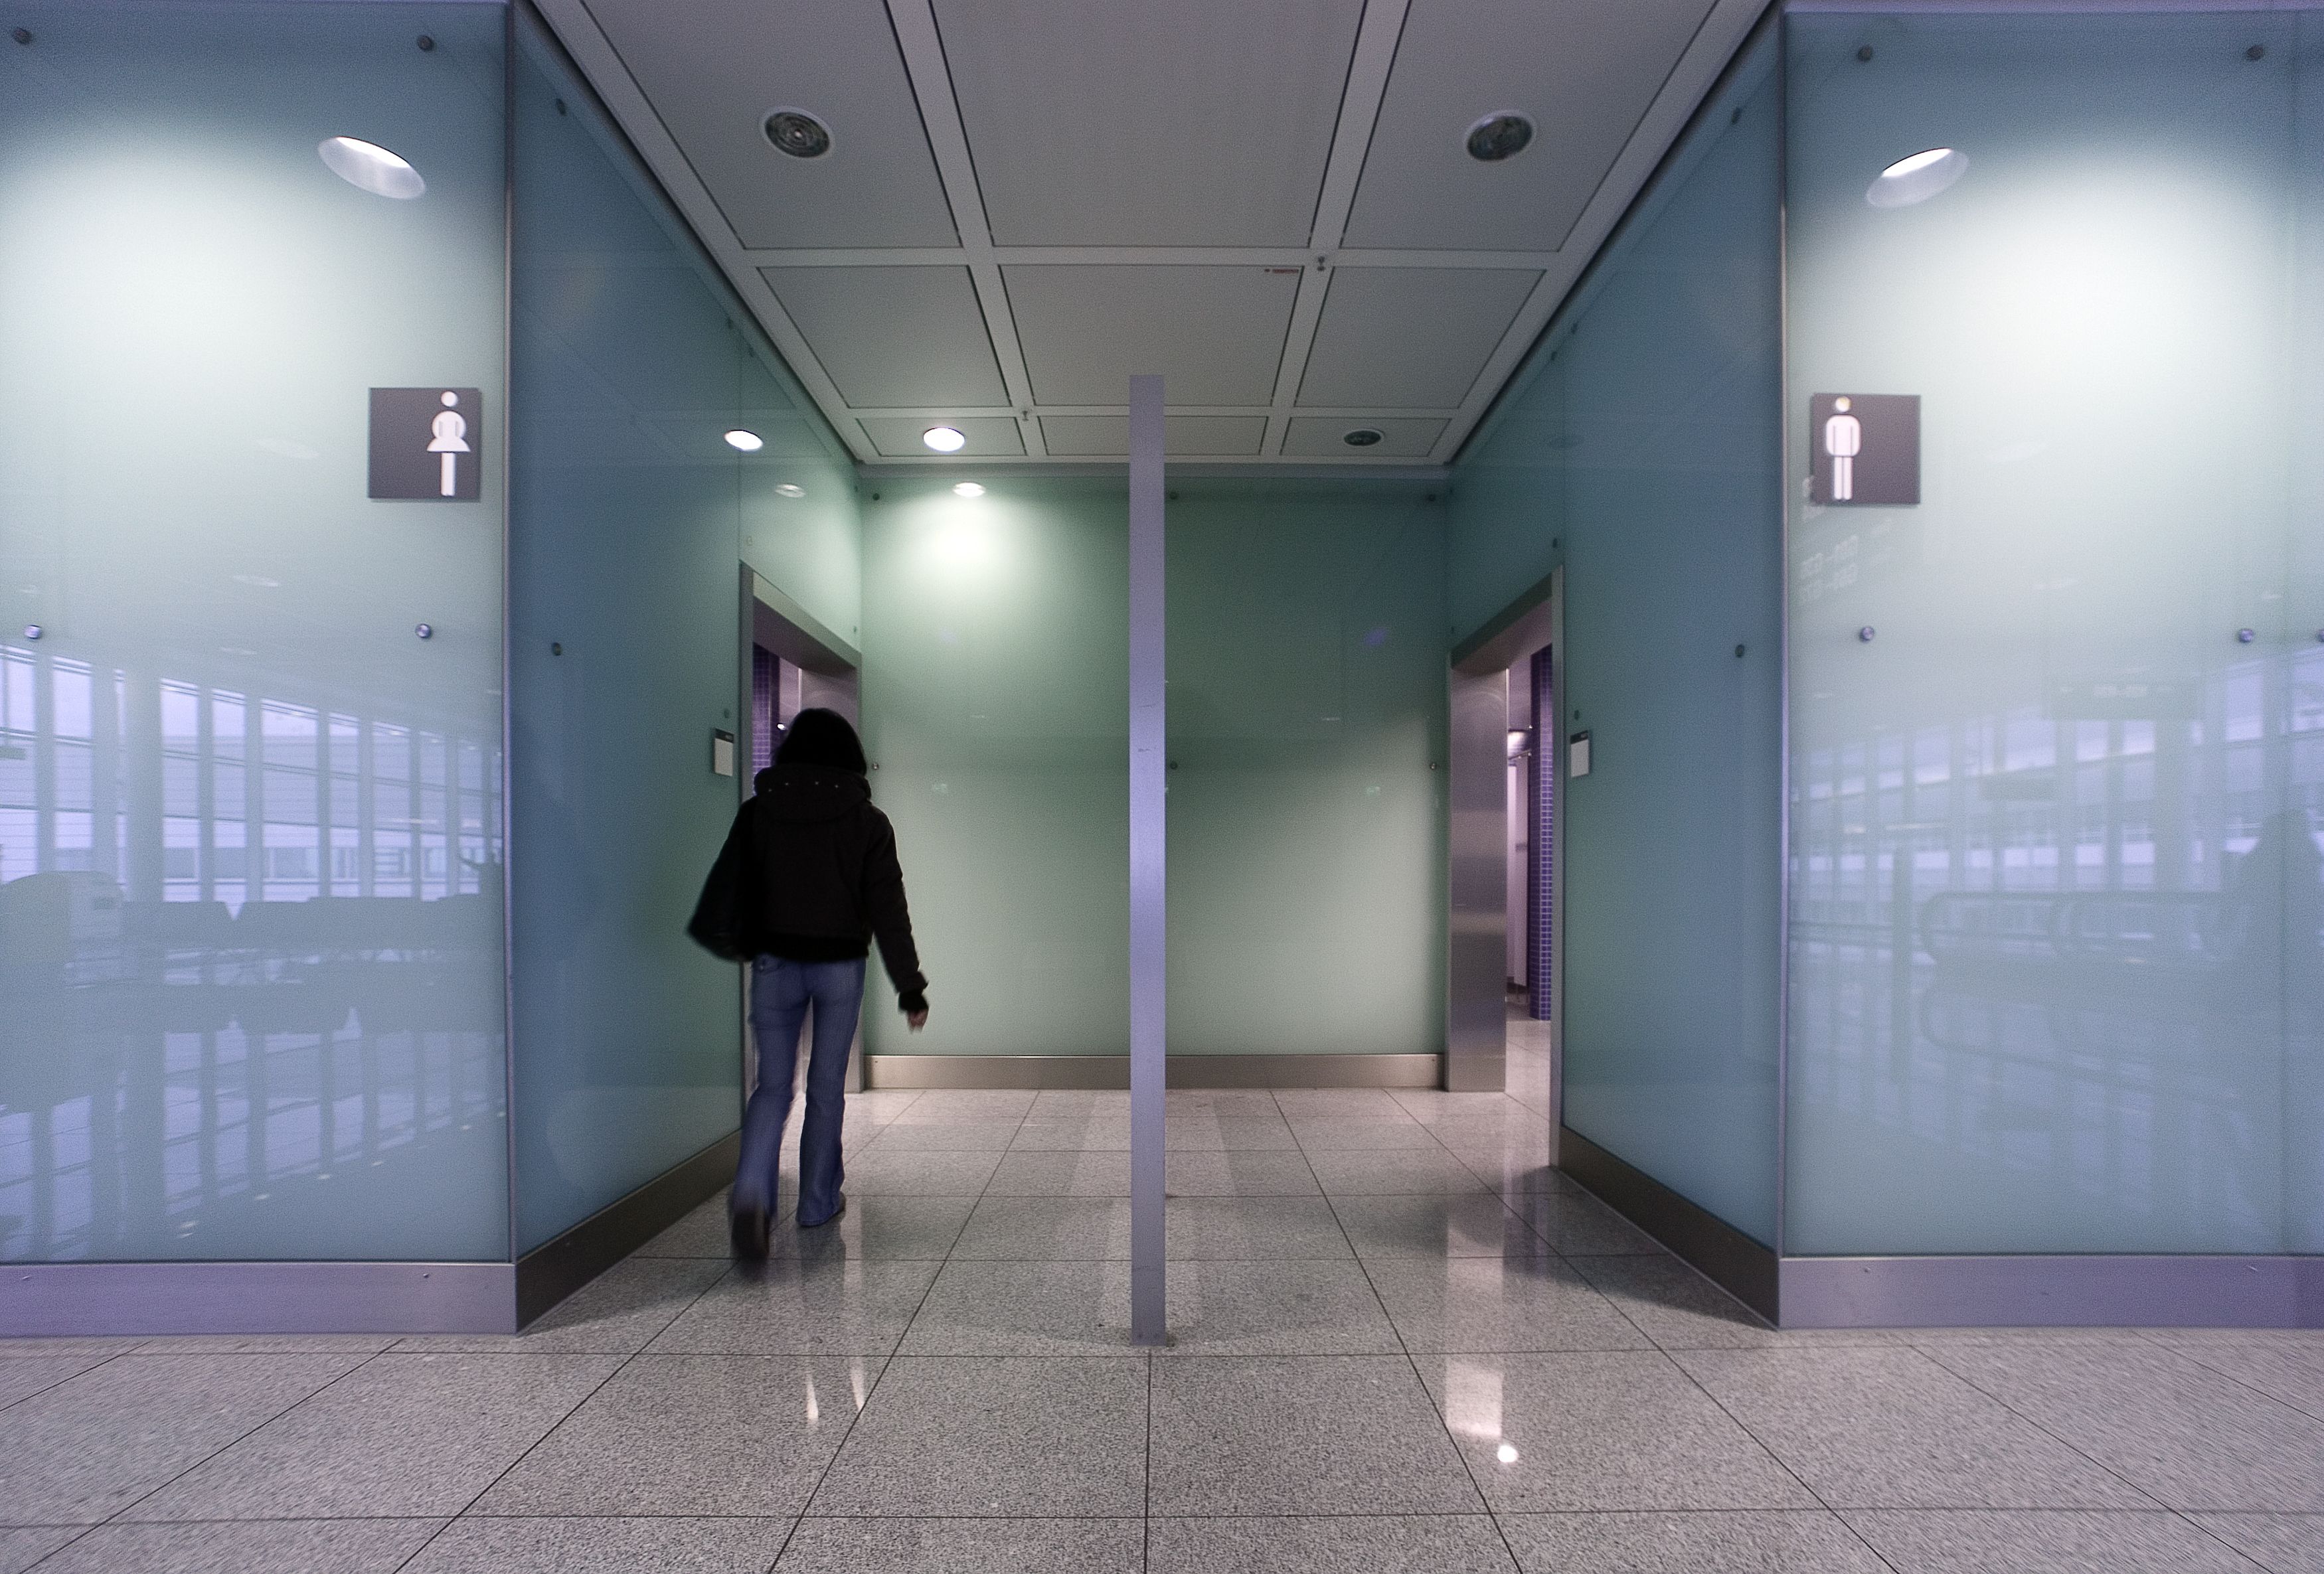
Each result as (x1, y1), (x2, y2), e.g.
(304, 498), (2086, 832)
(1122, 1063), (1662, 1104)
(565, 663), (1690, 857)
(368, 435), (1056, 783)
(3, 1054), (2321, 1572)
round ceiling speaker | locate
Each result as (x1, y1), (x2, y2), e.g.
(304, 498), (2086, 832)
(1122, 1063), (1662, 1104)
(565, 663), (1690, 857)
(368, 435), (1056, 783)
(1464, 112), (1533, 162)
(764, 109), (833, 159)
(1343, 428), (1385, 447)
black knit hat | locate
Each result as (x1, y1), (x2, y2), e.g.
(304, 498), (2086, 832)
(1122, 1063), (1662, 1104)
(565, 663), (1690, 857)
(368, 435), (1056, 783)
(775, 707), (867, 773)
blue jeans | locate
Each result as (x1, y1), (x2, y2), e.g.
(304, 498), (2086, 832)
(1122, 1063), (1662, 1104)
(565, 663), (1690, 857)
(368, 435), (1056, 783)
(735, 955), (864, 1227)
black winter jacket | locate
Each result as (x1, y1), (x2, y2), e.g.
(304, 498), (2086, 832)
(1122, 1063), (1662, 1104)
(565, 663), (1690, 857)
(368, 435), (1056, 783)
(689, 765), (928, 1012)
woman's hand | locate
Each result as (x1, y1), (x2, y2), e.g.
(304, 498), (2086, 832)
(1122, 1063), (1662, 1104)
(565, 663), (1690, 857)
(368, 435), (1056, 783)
(907, 1008), (929, 1032)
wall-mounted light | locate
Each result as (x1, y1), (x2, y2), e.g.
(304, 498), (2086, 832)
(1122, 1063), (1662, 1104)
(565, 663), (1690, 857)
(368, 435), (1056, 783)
(1867, 146), (1967, 208)
(774, 483), (806, 499)
(724, 429), (764, 452)
(923, 426), (967, 453)
(952, 481), (985, 498)
(318, 136), (425, 199)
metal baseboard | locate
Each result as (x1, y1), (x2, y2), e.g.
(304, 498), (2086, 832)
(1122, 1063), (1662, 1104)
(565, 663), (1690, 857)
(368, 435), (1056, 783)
(865, 1052), (1443, 1090)
(1781, 1253), (2324, 1329)
(1558, 1125), (1780, 1323)
(513, 1129), (739, 1327)
(0, 1260), (517, 1338)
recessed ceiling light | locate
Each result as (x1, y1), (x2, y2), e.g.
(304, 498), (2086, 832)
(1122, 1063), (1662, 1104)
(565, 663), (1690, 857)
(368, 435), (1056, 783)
(317, 136), (425, 198)
(774, 483), (806, 499)
(952, 481), (985, 497)
(923, 426), (967, 453)
(1867, 146), (1967, 207)
(724, 429), (764, 452)
(1343, 428), (1384, 447)
(764, 108), (832, 159)
(1465, 112), (1533, 162)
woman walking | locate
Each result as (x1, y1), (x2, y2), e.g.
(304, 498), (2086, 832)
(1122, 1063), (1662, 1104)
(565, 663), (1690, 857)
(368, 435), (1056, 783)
(691, 708), (927, 1256)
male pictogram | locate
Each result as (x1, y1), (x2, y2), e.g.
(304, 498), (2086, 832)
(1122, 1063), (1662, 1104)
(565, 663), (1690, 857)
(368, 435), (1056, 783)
(1824, 396), (1863, 502)
(1809, 393), (1918, 507)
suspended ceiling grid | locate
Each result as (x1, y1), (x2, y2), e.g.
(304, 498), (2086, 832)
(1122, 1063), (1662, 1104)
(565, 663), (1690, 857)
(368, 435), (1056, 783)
(533, 0), (1765, 469)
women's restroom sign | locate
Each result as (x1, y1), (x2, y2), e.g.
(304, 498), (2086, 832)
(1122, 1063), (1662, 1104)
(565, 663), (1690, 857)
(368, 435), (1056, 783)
(1809, 392), (1918, 505)
(369, 388), (482, 500)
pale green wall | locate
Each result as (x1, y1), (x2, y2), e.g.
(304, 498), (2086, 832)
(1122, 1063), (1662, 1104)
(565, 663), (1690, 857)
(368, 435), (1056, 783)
(860, 477), (1448, 1059)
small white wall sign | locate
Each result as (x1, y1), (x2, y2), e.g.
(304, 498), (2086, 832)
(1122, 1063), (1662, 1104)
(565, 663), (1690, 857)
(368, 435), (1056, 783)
(370, 387), (482, 500)
(1568, 731), (1591, 778)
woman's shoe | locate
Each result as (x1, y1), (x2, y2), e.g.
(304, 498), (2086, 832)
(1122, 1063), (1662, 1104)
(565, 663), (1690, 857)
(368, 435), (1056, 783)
(729, 1205), (770, 1259)
(800, 1193), (847, 1228)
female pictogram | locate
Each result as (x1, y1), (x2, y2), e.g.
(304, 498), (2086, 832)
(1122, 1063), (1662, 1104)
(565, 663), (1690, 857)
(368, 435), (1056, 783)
(428, 391), (471, 497)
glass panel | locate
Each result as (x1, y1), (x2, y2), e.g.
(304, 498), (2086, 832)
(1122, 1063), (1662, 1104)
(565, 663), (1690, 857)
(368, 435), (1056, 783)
(1449, 28), (1784, 1243)
(860, 480), (1129, 1057)
(1785, 9), (2318, 1254)
(0, 2), (510, 1261)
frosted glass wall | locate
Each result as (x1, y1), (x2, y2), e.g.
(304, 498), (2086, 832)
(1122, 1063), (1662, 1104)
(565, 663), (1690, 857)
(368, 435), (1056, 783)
(1450, 29), (1784, 1243)
(0, 3), (512, 1262)
(1165, 482), (1447, 1056)
(1785, 9), (2324, 1255)
(507, 17), (861, 1252)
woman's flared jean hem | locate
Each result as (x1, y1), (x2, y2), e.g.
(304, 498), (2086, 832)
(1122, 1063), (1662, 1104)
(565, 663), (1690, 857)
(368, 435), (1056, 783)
(734, 955), (864, 1227)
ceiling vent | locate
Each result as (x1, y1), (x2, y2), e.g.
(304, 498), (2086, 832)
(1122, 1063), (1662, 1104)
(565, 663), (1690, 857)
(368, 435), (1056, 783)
(763, 109), (833, 159)
(1343, 428), (1384, 447)
(1464, 112), (1533, 162)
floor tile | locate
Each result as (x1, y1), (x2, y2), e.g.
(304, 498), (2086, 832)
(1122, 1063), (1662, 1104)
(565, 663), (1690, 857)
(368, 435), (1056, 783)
(841, 1148), (1005, 1196)
(1387, 1090), (1535, 1125)
(777, 1516), (1143, 1572)
(1922, 1342), (2324, 1511)
(1009, 1120), (1131, 1151)
(473, 1354), (872, 1516)
(0, 1353), (361, 1523)
(1507, 1189), (1665, 1254)
(1677, 1347), (2155, 1510)
(1307, 1148), (1490, 1195)
(846, 1089), (925, 1123)
(0, 1529), (80, 1574)
(886, 1091), (1037, 1124)
(984, 1149), (1131, 1196)
(861, 1122), (1021, 1152)
(127, 1334), (400, 1354)
(1148, 1514), (1517, 1573)
(0, 1338), (144, 1358)
(1567, 1254), (1892, 1350)
(1420, 1352), (1815, 1512)
(0, 1356), (110, 1412)
(398, 1257), (727, 1354)
(810, 1357), (1147, 1516)
(1327, 1194), (1548, 1259)
(1163, 1259), (1402, 1355)
(1167, 1196), (1353, 1259)
(1272, 1089), (1406, 1119)
(408, 1516), (792, 1573)
(1149, 1355), (1483, 1515)
(2185, 1512), (2324, 1573)
(894, 1259), (1141, 1356)
(634, 1192), (739, 1257)
(2167, 1338), (2324, 1421)
(1286, 1119), (1446, 1150)
(1497, 1510), (1884, 1573)
(1164, 1149), (1319, 1196)
(1459, 1154), (1586, 1197)
(770, 1195), (977, 1262)
(1029, 1090), (1130, 1116)
(1166, 1091), (1283, 1120)
(124, 1353), (617, 1520)
(647, 1259), (942, 1356)
(1367, 1255), (1653, 1352)
(1169, 1117), (1299, 1150)
(1843, 1508), (2259, 1573)
(952, 1198), (1133, 1259)
(31, 1519), (442, 1573)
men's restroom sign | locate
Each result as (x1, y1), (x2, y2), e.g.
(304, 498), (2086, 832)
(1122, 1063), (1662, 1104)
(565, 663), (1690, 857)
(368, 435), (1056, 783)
(1809, 392), (1918, 506)
(369, 388), (482, 501)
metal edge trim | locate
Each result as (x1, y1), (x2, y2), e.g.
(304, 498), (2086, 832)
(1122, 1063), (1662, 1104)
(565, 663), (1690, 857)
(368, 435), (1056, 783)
(1780, 1254), (2324, 1329)
(0, 1262), (517, 1338)
(1772, 1), (1793, 1263)
(1559, 1125), (1782, 1323)
(750, 571), (861, 671)
(864, 1054), (1444, 1090)
(499, 0), (522, 1271)
(513, 1131), (739, 1326)
(854, 462), (1453, 483)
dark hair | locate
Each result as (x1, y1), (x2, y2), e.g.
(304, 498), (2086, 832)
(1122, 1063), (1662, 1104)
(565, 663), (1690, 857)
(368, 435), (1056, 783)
(775, 707), (867, 773)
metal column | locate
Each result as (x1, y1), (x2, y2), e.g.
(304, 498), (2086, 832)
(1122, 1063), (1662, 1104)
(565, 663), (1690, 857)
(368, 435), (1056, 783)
(1127, 374), (1167, 1345)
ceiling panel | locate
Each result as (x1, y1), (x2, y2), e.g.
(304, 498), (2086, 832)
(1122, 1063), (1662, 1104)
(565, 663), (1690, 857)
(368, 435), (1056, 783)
(1282, 417), (1447, 458)
(934, 0), (1363, 246)
(584, 0), (957, 249)
(859, 416), (1026, 458)
(763, 267), (1007, 408)
(1006, 266), (1299, 407)
(1297, 268), (1538, 408)
(1039, 416), (1268, 457)
(1341, 0), (1718, 251)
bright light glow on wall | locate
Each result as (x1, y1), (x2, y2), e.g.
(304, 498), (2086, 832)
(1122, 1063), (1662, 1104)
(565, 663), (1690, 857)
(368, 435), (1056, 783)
(317, 135), (426, 199)
(723, 429), (764, 452)
(952, 481), (985, 497)
(774, 482), (805, 498)
(922, 425), (966, 453)
(1866, 146), (1966, 208)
